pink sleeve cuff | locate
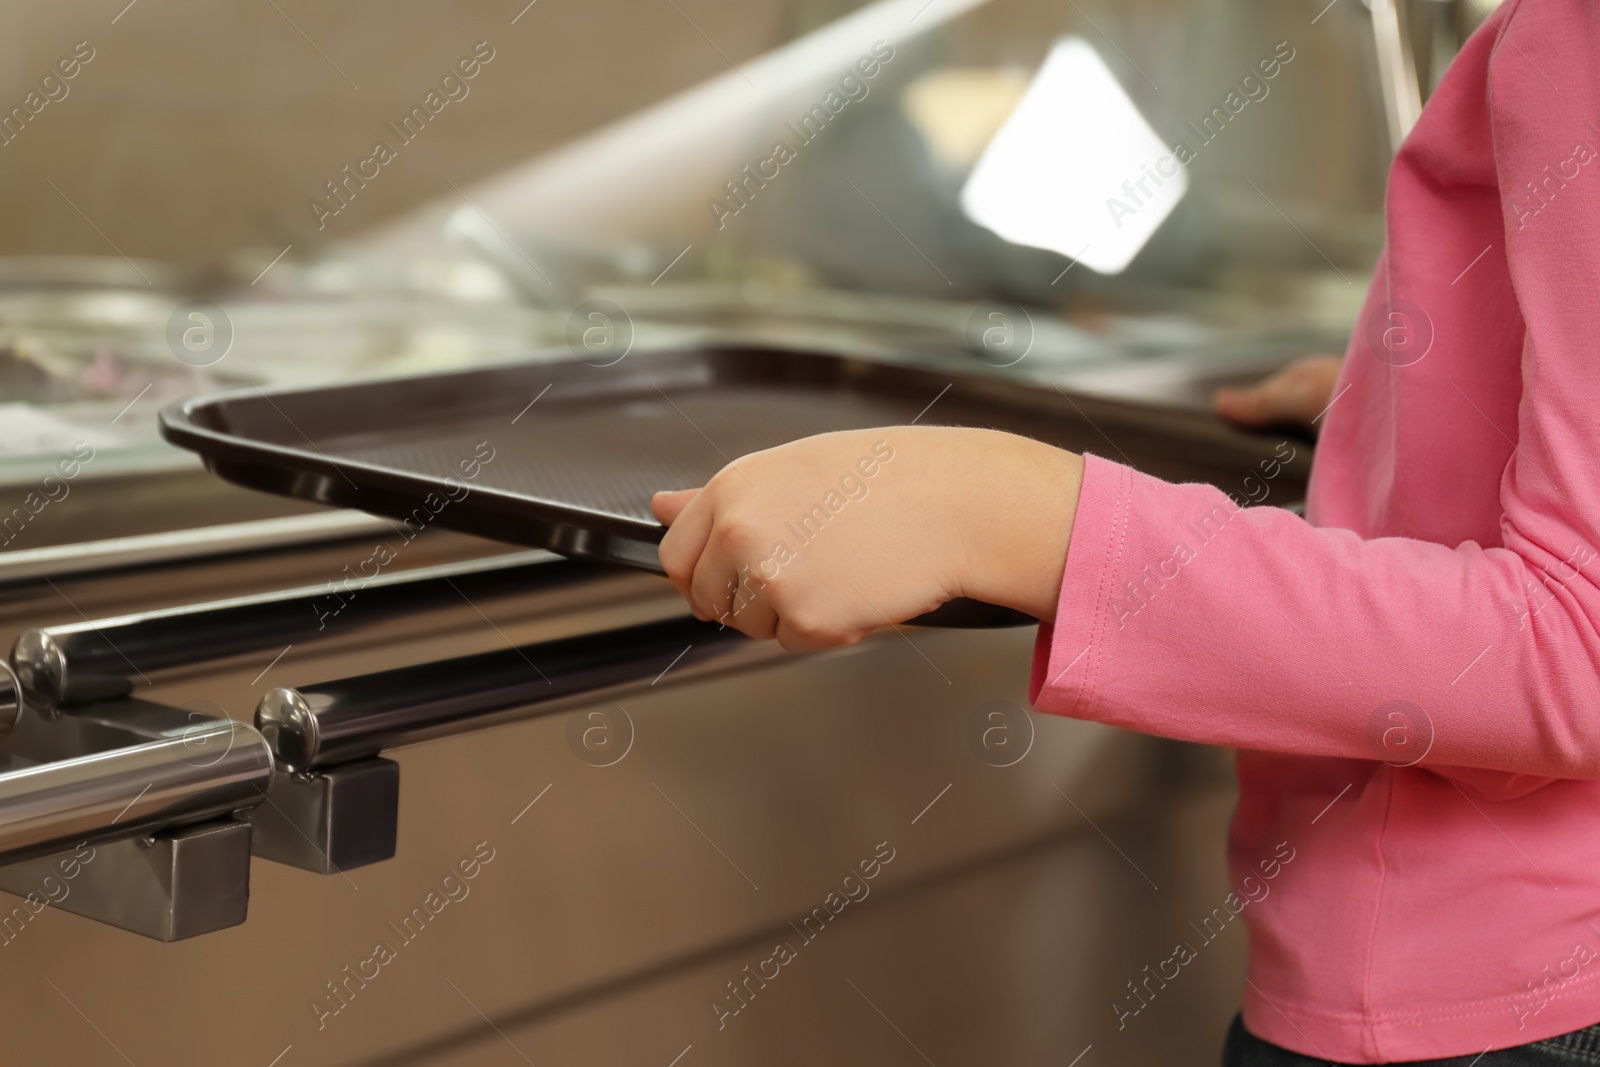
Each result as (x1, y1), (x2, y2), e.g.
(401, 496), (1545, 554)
(1029, 453), (1133, 719)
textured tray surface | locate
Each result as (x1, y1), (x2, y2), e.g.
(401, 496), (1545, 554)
(320, 387), (917, 525)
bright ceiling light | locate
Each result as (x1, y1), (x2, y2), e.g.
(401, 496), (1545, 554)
(960, 37), (1185, 275)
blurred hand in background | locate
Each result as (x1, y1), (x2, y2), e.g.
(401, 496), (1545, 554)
(1213, 354), (1344, 434)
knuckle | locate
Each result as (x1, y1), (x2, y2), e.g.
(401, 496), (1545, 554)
(758, 573), (792, 607)
(707, 464), (749, 494)
(711, 514), (765, 555)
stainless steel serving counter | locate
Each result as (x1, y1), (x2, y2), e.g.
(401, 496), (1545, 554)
(0, 357), (1286, 1065)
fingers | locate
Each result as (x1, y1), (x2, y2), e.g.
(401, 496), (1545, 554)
(656, 488), (713, 599)
(688, 527), (739, 622)
(662, 503), (781, 638)
(1214, 366), (1309, 425)
(651, 488), (700, 526)
(1212, 383), (1276, 426)
(719, 580), (779, 641)
(1214, 355), (1343, 428)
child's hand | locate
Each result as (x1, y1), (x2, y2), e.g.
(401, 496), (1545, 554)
(651, 426), (1083, 650)
(1213, 354), (1344, 433)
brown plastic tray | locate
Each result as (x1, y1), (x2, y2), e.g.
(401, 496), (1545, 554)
(159, 346), (1309, 627)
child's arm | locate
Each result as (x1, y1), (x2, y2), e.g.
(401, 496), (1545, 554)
(651, 426), (1083, 650)
(656, 2), (1600, 786)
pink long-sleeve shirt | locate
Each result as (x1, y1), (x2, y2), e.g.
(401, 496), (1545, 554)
(1031, 1), (1600, 1059)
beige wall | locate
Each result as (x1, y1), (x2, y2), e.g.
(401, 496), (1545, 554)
(0, 0), (796, 261)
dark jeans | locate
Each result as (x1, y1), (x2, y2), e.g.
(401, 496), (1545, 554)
(1223, 1015), (1600, 1066)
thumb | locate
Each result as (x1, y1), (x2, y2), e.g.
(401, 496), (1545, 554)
(651, 488), (701, 526)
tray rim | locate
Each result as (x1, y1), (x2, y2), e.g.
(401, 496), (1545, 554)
(157, 343), (1308, 573)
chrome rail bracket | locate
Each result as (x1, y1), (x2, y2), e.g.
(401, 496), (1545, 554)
(250, 757), (399, 875)
(0, 695), (272, 941)
(0, 816), (253, 942)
